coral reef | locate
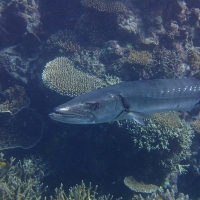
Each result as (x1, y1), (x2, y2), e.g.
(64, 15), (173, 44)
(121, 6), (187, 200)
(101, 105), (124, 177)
(131, 187), (189, 200)
(192, 119), (200, 133)
(1, 0), (200, 198)
(72, 49), (106, 78)
(81, 0), (126, 13)
(0, 153), (48, 199)
(4, 0), (41, 37)
(153, 47), (189, 78)
(42, 57), (106, 97)
(0, 43), (40, 83)
(188, 48), (200, 70)
(119, 112), (193, 153)
(49, 181), (120, 200)
(46, 30), (81, 54)
(103, 74), (122, 85)
(118, 112), (194, 173)
(0, 85), (29, 115)
(124, 176), (158, 194)
(127, 50), (153, 66)
(153, 112), (181, 128)
(124, 174), (189, 200)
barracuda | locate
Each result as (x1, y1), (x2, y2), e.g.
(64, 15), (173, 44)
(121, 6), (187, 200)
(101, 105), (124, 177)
(49, 74), (200, 125)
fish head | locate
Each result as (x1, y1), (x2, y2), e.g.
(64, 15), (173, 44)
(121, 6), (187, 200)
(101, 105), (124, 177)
(49, 89), (124, 124)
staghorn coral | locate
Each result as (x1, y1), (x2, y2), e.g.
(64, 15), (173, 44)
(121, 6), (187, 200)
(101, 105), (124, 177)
(188, 48), (200, 70)
(42, 57), (106, 97)
(0, 85), (29, 115)
(127, 50), (153, 66)
(49, 181), (120, 200)
(0, 153), (48, 199)
(46, 30), (81, 54)
(124, 176), (158, 194)
(81, 0), (126, 13)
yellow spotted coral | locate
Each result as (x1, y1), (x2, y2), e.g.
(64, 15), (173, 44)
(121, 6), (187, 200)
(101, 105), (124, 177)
(127, 50), (153, 66)
(81, 0), (126, 13)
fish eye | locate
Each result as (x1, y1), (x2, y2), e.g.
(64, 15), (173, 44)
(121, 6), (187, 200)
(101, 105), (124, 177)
(86, 102), (100, 110)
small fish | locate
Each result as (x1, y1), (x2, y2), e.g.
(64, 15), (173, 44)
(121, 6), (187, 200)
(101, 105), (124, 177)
(49, 73), (200, 125)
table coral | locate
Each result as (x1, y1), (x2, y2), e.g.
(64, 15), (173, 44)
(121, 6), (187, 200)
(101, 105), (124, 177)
(124, 176), (158, 194)
(42, 57), (106, 97)
(81, 0), (126, 13)
(127, 50), (153, 66)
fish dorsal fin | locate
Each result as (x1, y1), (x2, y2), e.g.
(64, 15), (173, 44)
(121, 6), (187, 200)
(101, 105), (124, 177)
(116, 110), (151, 125)
(193, 72), (200, 80)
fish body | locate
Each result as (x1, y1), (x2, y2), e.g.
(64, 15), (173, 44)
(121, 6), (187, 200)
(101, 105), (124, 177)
(49, 75), (200, 125)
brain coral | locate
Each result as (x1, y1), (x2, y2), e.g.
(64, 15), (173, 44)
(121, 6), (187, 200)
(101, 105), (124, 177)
(42, 57), (105, 97)
(81, 0), (126, 13)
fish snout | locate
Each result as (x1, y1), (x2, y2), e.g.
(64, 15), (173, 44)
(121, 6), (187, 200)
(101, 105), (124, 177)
(49, 106), (96, 124)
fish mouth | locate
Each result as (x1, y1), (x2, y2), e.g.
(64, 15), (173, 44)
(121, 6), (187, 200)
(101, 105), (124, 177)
(49, 109), (95, 124)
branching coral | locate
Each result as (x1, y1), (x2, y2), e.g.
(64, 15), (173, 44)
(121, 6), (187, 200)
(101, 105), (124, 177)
(0, 153), (48, 199)
(81, 0), (126, 13)
(49, 181), (120, 200)
(103, 74), (122, 85)
(118, 112), (194, 161)
(127, 50), (153, 66)
(42, 57), (106, 97)
(46, 30), (81, 54)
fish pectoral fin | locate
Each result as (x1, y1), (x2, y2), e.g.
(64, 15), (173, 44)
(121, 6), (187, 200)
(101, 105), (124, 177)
(127, 111), (151, 125)
(115, 110), (151, 125)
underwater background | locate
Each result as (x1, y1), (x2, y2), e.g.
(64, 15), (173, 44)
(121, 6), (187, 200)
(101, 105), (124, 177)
(0, 0), (200, 199)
